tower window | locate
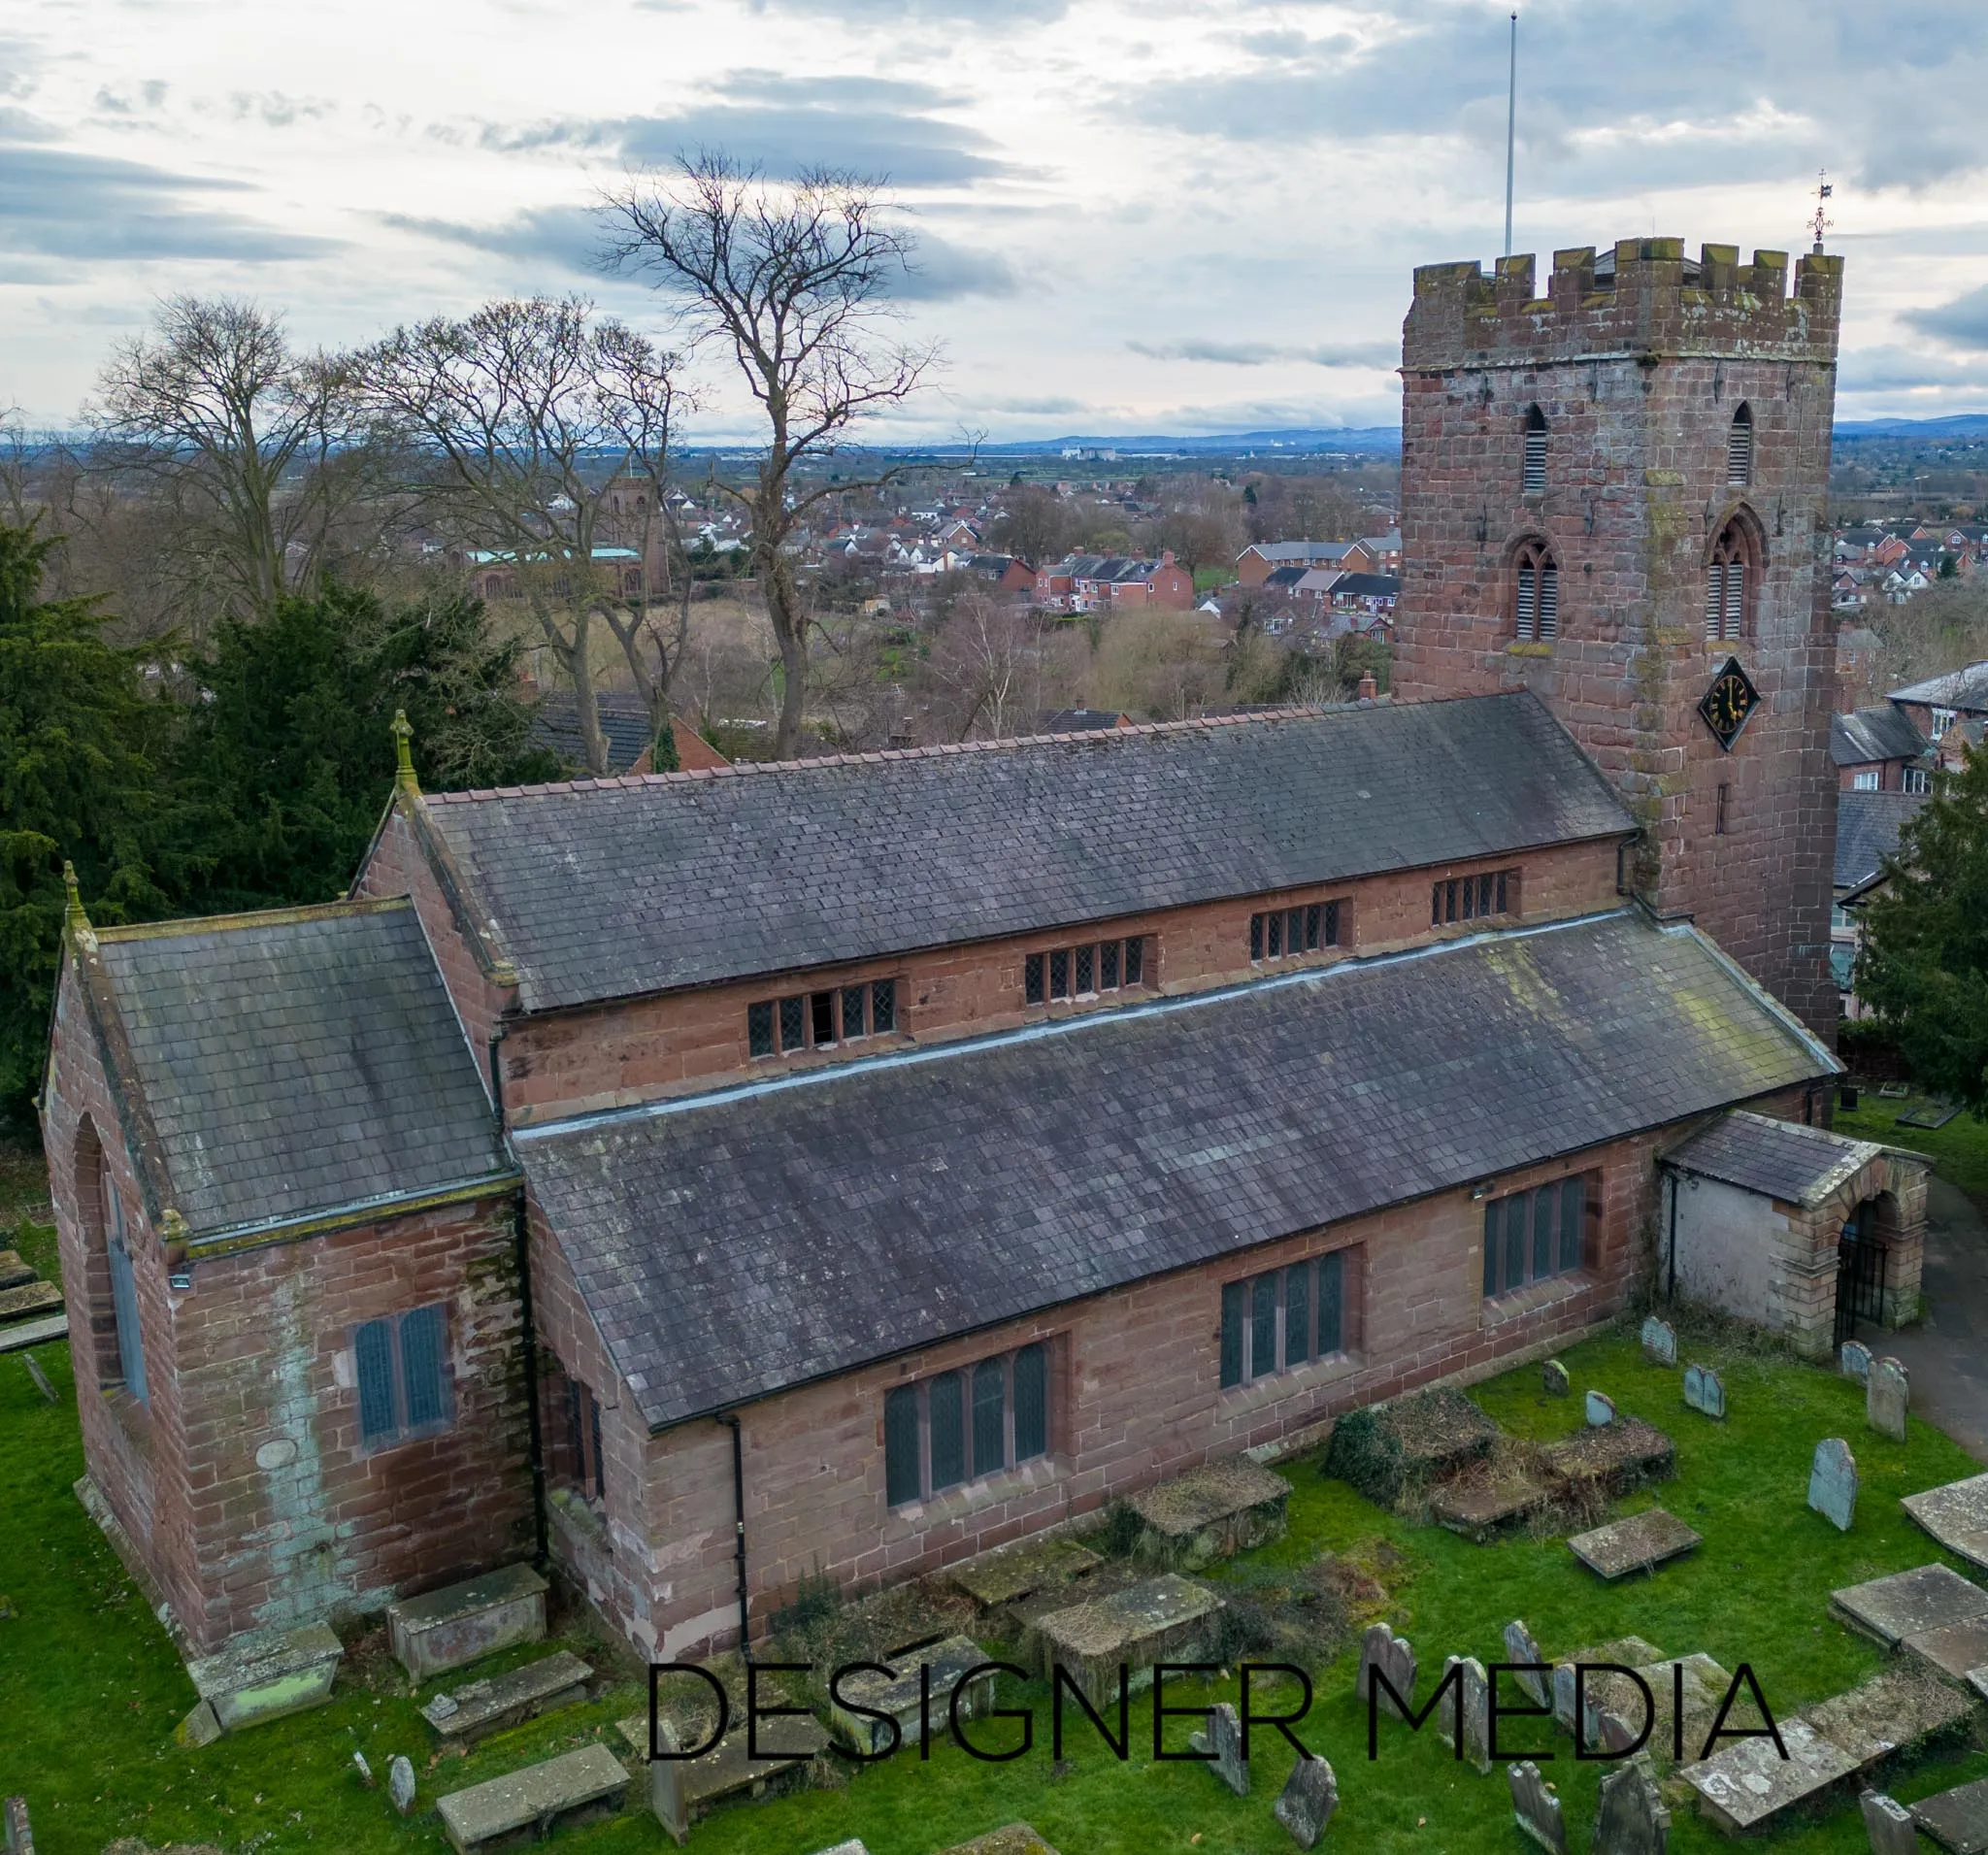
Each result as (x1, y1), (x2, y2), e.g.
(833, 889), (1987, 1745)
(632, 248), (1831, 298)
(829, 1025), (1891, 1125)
(1706, 517), (1759, 641)
(1512, 539), (1559, 642)
(1522, 407), (1548, 494)
(1727, 405), (1754, 486)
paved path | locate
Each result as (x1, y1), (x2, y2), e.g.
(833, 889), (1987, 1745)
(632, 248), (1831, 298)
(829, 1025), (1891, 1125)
(1875, 1177), (1988, 1463)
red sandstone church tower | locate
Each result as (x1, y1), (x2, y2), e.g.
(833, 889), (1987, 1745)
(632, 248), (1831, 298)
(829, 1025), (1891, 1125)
(1392, 238), (1843, 1038)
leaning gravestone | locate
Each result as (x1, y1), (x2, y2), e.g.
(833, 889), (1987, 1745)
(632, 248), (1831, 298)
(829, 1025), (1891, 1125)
(1640, 1317), (1676, 1367)
(1274, 1756), (1338, 1850)
(3, 1795), (31, 1855)
(1187, 1701), (1247, 1797)
(1586, 1390), (1617, 1427)
(388, 1754), (416, 1816)
(1356, 1621), (1417, 1718)
(1460, 1656), (1492, 1774)
(1505, 1619), (1550, 1707)
(1840, 1339), (1873, 1383)
(1594, 1755), (1670, 1854)
(1509, 1758), (1567, 1854)
(1682, 1364), (1725, 1419)
(1808, 1439), (1858, 1532)
(1869, 1357), (1910, 1442)
(1860, 1789), (1917, 1855)
(1542, 1358), (1570, 1396)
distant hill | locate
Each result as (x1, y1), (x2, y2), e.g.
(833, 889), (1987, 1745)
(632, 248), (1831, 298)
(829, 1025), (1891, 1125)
(1835, 414), (1988, 439)
(961, 427), (1404, 457)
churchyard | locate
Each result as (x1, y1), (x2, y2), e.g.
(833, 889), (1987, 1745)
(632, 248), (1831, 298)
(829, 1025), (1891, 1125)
(10, 1321), (1988, 1853)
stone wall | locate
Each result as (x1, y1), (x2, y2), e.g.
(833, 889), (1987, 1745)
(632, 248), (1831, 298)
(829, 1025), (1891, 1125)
(532, 1110), (1739, 1662)
(1391, 239), (1842, 1041)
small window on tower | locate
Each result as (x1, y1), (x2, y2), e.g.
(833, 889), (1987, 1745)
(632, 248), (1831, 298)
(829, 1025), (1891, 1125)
(1522, 406), (1548, 494)
(1727, 404), (1754, 486)
(1512, 538), (1559, 642)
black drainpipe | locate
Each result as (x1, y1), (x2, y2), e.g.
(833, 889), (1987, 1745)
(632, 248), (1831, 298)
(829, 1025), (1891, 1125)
(491, 1026), (549, 1572)
(721, 1412), (750, 1660)
(1666, 1170), (1681, 1305)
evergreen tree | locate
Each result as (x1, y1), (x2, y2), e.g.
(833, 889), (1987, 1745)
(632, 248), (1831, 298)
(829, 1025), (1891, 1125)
(0, 519), (167, 1129)
(1857, 749), (1988, 1112)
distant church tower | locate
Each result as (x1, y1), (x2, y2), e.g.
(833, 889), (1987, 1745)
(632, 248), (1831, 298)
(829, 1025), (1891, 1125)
(1393, 238), (1844, 1038)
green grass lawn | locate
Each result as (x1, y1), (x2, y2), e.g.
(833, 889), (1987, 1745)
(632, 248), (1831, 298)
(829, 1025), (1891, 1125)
(7, 1328), (1988, 1854)
(1837, 1096), (1988, 1200)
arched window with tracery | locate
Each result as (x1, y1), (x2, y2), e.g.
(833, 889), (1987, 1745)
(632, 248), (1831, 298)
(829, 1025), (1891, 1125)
(1512, 538), (1559, 641)
(1522, 406), (1548, 494)
(1706, 515), (1760, 642)
(1726, 404), (1754, 486)
(72, 1119), (146, 1402)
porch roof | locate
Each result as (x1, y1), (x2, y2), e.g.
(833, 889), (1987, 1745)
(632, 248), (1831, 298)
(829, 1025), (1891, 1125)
(1665, 1110), (1888, 1208)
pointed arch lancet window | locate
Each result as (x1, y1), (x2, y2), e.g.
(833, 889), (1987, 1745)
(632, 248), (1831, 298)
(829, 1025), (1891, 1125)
(1522, 406), (1548, 494)
(1513, 538), (1560, 642)
(102, 1164), (148, 1405)
(1727, 405), (1754, 486)
(1706, 517), (1758, 642)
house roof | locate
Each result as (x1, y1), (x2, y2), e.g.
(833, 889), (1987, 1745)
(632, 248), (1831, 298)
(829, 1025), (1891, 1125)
(1263, 565), (1310, 588)
(1889, 662), (1988, 711)
(88, 901), (510, 1242)
(1332, 574), (1402, 599)
(1038, 709), (1130, 732)
(1665, 1109), (1888, 1208)
(1835, 788), (1928, 890)
(1244, 542), (1355, 564)
(531, 692), (656, 775)
(517, 910), (1836, 1431)
(415, 692), (1636, 1013)
(1830, 706), (1927, 767)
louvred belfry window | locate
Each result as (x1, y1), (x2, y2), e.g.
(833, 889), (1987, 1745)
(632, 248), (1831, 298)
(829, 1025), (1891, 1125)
(1512, 540), (1559, 642)
(1706, 518), (1757, 642)
(1522, 406), (1548, 493)
(1727, 405), (1754, 486)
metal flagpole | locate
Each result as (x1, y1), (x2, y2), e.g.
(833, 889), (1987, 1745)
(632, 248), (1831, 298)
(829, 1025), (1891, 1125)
(1504, 12), (1517, 257)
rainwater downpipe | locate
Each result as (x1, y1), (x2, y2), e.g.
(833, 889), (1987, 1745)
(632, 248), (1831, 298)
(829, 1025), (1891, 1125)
(721, 1412), (750, 1660)
(490, 1024), (550, 1571)
(1666, 1170), (1681, 1305)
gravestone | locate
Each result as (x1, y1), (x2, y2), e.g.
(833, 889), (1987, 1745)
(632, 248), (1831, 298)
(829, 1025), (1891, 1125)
(3, 1796), (30, 1855)
(1860, 1789), (1917, 1855)
(1542, 1358), (1570, 1396)
(1909, 1776), (1988, 1855)
(1585, 1390), (1617, 1427)
(352, 1750), (374, 1787)
(1355, 1621), (1417, 1719)
(1640, 1317), (1676, 1367)
(1682, 1364), (1725, 1420)
(1459, 1656), (1492, 1774)
(1840, 1340), (1873, 1384)
(1504, 1619), (1550, 1707)
(1594, 1756), (1669, 1855)
(1568, 1508), (1702, 1579)
(21, 1355), (54, 1404)
(1809, 1439), (1859, 1532)
(1681, 1720), (1859, 1834)
(1903, 1471), (1988, 1574)
(1870, 1358), (1910, 1442)
(174, 1700), (222, 1748)
(389, 1754), (416, 1816)
(1186, 1700), (1248, 1797)
(1508, 1758), (1567, 1854)
(1274, 1756), (1338, 1850)
(1833, 1563), (1988, 1648)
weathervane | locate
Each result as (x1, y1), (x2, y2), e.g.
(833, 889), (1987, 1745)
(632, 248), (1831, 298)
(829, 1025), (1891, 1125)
(1810, 170), (1834, 253)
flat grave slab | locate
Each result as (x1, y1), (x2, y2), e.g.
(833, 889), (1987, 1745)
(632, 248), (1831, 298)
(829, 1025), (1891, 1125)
(0, 1313), (68, 1355)
(436, 1743), (629, 1853)
(1543, 1417), (1675, 1494)
(1126, 1460), (1290, 1571)
(639, 1709), (825, 1841)
(1632, 1653), (1740, 1768)
(1912, 1776), (1988, 1854)
(421, 1651), (590, 1747)
(0, 1249), (34, 1290)
(935, 1830), (1060, 1855)
(828, 1635), (997, 1756)
(0, 1280), (63, 1322)
(1803, 1664), (1972, 1769)
(1680, 1718), (1858, 1834)
(1010, 1562), (1148, 1671)
(1552, 1638), (1666, 1733)
(1568, 1508), (1702, 1580)
(1905, 1615), (1988, 1680)
(1430, 1462), (1560, 1541)
(1030, 1573), (1223, 1709)
(1831, 1563), (1988, 1648)
(1904, 1473), (1988, 1574)
(186, 1620), (343, 1732)
(389, 1562), (547, 1681)
(950, 1537), (1101, 1609)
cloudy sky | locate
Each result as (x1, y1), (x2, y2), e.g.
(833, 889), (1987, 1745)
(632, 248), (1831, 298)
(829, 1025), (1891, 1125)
(7, 0), (1988, 441)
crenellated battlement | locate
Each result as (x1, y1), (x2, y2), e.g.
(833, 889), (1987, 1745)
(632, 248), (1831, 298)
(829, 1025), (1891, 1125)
(1404, 237), (1842, 371)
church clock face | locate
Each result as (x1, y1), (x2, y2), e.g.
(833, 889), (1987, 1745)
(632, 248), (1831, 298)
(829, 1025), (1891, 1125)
(1698, 656), (1760, 752)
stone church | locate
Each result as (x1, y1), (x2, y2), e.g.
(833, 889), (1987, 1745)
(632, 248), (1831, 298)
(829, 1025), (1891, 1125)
(41, 235), (1915, 1668)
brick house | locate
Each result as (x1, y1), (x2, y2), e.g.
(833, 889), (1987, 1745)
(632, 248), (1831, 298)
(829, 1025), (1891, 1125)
(1236, 542), (1374, 586)
(1036, 552), (1194, 613)
(40, 229), (1877, 1670)
(1830, 705), (1932, 793)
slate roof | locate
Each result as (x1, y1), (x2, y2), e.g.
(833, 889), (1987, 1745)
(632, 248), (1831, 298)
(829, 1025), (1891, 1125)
(1889, 662), (1988, 711)
(1830, 706), (1926, 767)
(1665, 1110), (1885, 1207)
(419, 692), (1636, 1013)
(92, 902), (510, 1241)
(1836, 789), (1928, 891)
(517, 909), (1834, 1430)
(531, 692), (654, 775)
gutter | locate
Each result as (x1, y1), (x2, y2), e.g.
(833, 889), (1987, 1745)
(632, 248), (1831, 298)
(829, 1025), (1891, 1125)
(181, 1170), (521, 1259)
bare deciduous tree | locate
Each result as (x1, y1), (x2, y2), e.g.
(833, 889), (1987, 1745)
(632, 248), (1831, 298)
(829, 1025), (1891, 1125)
(87, 296), (373, 624)
(602, 153), (938, 758)
(926, 590), (1042, 741)
(348, 296), (690, 774)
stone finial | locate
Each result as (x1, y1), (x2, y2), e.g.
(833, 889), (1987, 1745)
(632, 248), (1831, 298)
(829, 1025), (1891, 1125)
(391, 709), (419, 798)
(62, 860), (96, 951)
(158, 1207), (189, 1262)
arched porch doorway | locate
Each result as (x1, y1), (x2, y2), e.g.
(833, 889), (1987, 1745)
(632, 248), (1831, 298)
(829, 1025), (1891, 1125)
(1834, 1192), (1898, 1350)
